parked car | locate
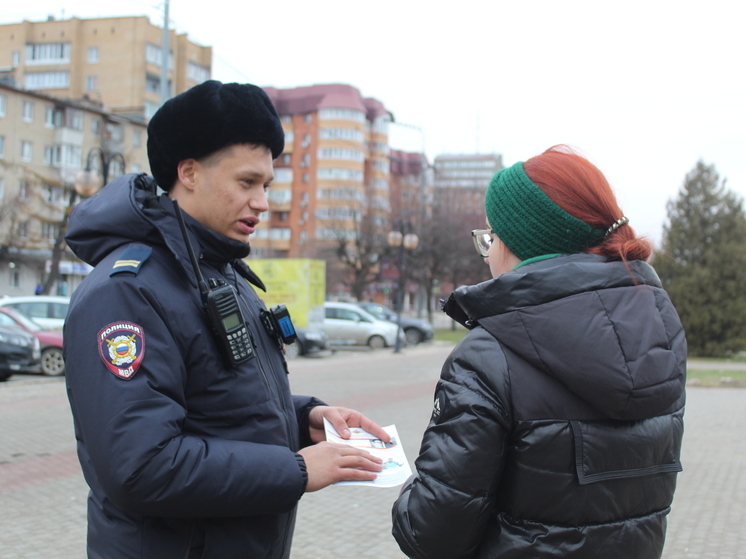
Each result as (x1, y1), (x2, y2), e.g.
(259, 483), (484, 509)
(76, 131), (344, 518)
(0, 296), (70, 330)
(322, 302), (401, 349)
(0, 323), (41, 381)
(284, 326), (328, 359)
(0, 306), (65, 376)
(356, 302), (434, 346)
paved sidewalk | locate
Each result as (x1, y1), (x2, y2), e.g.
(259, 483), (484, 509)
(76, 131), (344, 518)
(1, 345), (744, 558)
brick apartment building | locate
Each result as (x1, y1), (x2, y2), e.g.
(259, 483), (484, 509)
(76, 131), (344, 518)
(257, 84), (394, 259)
(0, 15), (211, 119)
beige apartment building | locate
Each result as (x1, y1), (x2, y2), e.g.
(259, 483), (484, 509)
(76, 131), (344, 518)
(433, 153), (503, 216)
(259, 84), (394, 260)
(0, 82), (149, 296)
(0, 15), (211, 119)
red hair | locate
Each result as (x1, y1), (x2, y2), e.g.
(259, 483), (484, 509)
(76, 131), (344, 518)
(523, 145), (651, 262)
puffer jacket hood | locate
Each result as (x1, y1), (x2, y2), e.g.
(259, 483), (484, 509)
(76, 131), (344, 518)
(66, 173), (251, 283)
(443, 254), (686, 421)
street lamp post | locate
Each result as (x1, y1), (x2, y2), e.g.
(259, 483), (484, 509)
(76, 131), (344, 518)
(387, 221), (419, 353)
(75, 147), (126, 196)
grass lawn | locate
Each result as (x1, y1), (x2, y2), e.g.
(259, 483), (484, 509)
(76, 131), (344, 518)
(433, 327), (469, 344)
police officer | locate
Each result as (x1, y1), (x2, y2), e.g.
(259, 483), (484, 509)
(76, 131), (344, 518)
(64, 80), (388, 559)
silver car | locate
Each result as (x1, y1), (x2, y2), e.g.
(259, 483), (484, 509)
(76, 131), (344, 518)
(322, 302), (401, 349)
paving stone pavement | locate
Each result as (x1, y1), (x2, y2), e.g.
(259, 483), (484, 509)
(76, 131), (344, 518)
(1, 344), (743, 558)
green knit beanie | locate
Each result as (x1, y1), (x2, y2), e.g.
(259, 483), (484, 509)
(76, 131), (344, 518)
(485, 162), (606, 261)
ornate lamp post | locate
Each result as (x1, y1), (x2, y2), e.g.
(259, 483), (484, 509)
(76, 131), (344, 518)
(75, 147), (126, 196)
(387, 221), (419, 353)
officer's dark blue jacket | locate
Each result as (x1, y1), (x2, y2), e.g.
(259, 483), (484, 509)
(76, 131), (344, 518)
(64, 174), (321, 559)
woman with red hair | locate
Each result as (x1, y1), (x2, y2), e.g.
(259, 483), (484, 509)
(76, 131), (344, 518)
(392, 146), (686, 559)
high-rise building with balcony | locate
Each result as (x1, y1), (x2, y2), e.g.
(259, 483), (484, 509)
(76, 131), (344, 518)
(0, 16), (211, 119)
(259, 84), (392, 259)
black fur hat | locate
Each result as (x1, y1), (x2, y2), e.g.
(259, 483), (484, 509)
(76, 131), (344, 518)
(147, 80), (284, 190)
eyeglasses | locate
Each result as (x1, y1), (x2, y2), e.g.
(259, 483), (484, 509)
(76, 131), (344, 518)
(471, 229), (494, 258)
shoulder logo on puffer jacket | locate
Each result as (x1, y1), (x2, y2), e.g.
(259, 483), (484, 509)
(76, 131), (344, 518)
(431, 390), (448, 424)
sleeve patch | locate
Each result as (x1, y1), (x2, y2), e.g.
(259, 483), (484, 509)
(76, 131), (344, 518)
(98, 322), (146, 380)
(110, 245), (152, 276)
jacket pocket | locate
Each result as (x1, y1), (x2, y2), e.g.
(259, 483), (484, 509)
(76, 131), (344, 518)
(570, 410), (683, 485)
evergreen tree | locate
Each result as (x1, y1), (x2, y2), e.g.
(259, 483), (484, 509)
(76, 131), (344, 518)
(655, 161), (746, 356)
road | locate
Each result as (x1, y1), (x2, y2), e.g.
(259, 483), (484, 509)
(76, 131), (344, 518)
(1, 343), (744, 558)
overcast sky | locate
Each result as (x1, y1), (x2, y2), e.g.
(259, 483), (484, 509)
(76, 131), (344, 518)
(3, 0), (744, 246)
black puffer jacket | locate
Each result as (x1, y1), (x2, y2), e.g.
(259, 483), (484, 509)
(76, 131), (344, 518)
(392, 254), (686, 559)
(65, 174), (322, 559)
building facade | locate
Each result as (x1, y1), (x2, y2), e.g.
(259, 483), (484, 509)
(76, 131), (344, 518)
(0, 83), (150, 297)
(433, 153), (503, 215)
(0, 16), (211, 119)
(258, 84), (393, 260)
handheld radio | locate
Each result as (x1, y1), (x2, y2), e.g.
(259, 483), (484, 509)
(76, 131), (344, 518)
(173, 200), (255, 366)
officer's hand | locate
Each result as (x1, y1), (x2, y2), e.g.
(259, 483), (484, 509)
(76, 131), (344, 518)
(298, 442), (383, 492)
(308, 406), (392, 444)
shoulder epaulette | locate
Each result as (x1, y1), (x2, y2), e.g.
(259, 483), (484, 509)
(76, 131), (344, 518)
(110, 245), (153, 277)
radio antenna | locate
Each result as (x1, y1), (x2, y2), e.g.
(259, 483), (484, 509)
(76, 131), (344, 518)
(172, 200), (209, 297)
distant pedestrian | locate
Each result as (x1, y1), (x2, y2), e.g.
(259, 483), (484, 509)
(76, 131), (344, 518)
(392, 145), (686, 559)
(34, 284), (43, 295)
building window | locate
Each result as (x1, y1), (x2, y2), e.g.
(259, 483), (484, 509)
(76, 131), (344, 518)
(25, 42), (71, 65)
(10, 268), (20, 288)
(145, 44), (173, 69)
(25, 71), (70, 90)
(187, 61), (209, 83)
(0, 94), (5, 117)
(42, 222), (59, 242)
(20, 141), (32, 162)
(304, 114), (312, 124)
(130, 163), (141, 173)
(43, 185), (64, 204)
(274, 168), (293, 183)
(145, 101), (161, 119)
(86, 75), (98, 91)
(12, 51), (20, 67)
(22, 101), (34, 122)
(268, 189), (292, 205)
(317, 147), (365, 162)
(317, 167), (364, 182)
(66, 109), (84, 131)
(0, 136), (4, 158)
(107, 123), (124, 142)
(133, 129), (142, 147)
(17, 220), (29, 239)
(145, 73), (172, 96)
(318, 107), (366, 123)
(302, 134), (311, 148)
(284, 131), (294, 145)
(0, 177), (4, 199)
(280, 115), (292, 124)
(19, 180), (30, 200)
(45, 107), (57, 127)
(302, 172), (309, 183)
(282, 154), (291, 165)
(92, 119), (100, 135)
(88, 46), (99, 63)
(319, 127), (365, 142)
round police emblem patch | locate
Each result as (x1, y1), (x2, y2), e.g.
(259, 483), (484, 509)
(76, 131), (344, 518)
(98, 322), (145, 380)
